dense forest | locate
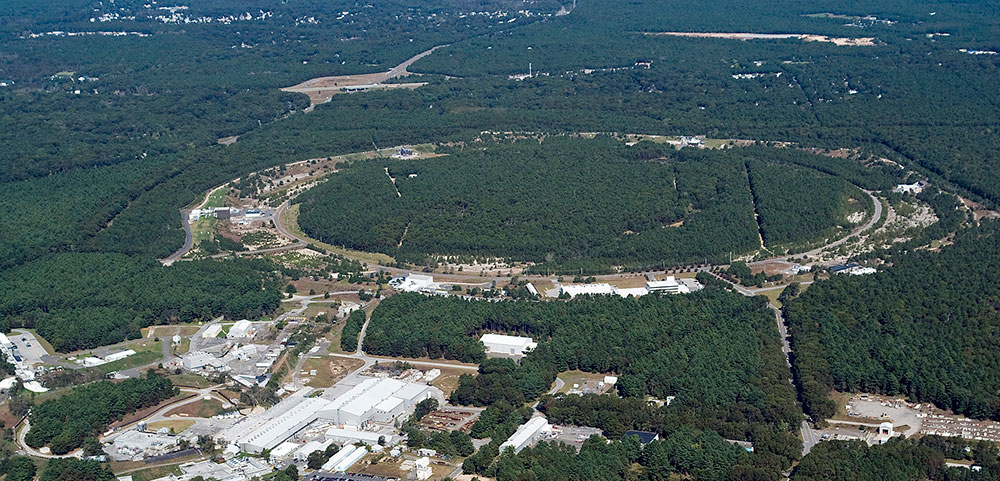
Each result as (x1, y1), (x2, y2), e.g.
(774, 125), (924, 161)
(297, 138), (884, 270)
(36, 459), (116, 481)
(786, 220), (1000, 421)
(0, 254), (283, 351)
(365, 291), (802, 470)
(25, 372), (177, 454)
(791, 437), (1000, 481)
(484, 435), (1000, 481)
(746, 159), (871, 248)
(489, 431), (752, 481)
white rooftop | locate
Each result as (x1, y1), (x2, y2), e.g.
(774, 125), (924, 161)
(480, 334), (537, 349)
(559, 283), (615, 297)
(500, 417), (550, 452)
(375, 396), (404, 412)
(340, 378), (406, 417)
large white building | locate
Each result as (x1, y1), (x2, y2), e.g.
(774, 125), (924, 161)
(646, 276), (689, 294)
(240, 397), (331, 453)
(318, 378), (435, 427)
(227, 320), (254, 339)
(325, 427), (393, 445)
(480, 334), (538, 357)
(500, 417), (551, 453)
(559, 283), (616, 298)
(390, 273), (444, 294)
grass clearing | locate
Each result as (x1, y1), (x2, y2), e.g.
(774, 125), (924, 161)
(173, 337), (191, 356)
(165, 397), (226, 418)
(126, 463), (185, 481)
(556, 371), (609, 393)
(168, 373), (215, 388)
(98, 341), (162, 374)
(147, 419), (196, 434)
(430, 367), (473, 397)
(203, 186), (228, 209)
(190, 217), (217, 244)
(282, 204), (395, 265)
(302, 356), (365, 388)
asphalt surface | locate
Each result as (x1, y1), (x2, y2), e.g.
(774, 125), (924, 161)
(162, 209), (193, 265)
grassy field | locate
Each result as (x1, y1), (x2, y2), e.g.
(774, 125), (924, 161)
(173, 337), (191, 356)
(168, 373), (216, 388)
(147, 419), (196, 434)
(191, 217), (217, 244)
(98, 341), (162, 374)
(165, 397), (226, 418)
(302, 356), (364, 387)
(282, 204), (395, 265)
(556, 371), (609, 393)
(203, 186), (228, 209)
(429, 366), (474, 397)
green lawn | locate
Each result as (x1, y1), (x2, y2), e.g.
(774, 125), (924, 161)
(203, 186), (228, 209)
(98, 342), (163, 373)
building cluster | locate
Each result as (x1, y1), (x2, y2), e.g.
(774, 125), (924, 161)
(389, 273), (447, 295)
(894, 181), (927, 194)
(82, 349), (136, 367)
(829, 263), (877, 276)
(557, 276), (701, 298)
(219, 380), (441, 457)
(111, 429), (180, 460)
(0, 333), (47, 393)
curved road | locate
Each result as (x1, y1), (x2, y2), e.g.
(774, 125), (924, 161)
(767, 189), (883, 264)
(162, 209), (193, 265)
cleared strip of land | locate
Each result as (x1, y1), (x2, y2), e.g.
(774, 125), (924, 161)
(645, 31), (875, 46)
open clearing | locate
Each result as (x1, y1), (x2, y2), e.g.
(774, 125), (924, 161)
(164, 397), (225, 418)
(281, 45), (444, 105)
(147, 419), (196, 434)
(646, 32), (875, 46)
(302, 356), (365, 388)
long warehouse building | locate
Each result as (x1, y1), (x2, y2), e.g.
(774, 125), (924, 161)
(240, 397), (331, 454)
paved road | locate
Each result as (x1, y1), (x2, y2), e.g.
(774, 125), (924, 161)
(765, 189), (883, 264)
(163, 210), (194, 265)
(801, 420), (822, 455)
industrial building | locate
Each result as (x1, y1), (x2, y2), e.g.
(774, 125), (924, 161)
(104, 349), (136, 363)
(202, 324), (223, 338)
(558, 283), (615, 298)
(222, 380), (438, 455)
(182, 351), (223, 371)
(480, 334), (538, 357)
(646, 276), (689, 294)
(317, 378), (436, 427)
(500, 417), (551, 454)
(240, 397), (331, 453)
(325, 427), (392, 446)
(293, 439), (334, 461)
(390, 273), (442, 294)
(227, 320), (254, 339)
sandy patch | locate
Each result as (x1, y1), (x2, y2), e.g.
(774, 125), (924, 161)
(647, 32), (874, 46)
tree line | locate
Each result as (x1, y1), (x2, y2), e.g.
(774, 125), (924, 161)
(25, 372), (177, 454)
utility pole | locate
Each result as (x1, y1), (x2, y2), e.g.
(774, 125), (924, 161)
(529, 62), (532, 78)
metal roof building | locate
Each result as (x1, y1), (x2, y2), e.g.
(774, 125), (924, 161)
(500, 417), (550, 454)
(240, 397), (332, 454)
(481, 334), (538, 357)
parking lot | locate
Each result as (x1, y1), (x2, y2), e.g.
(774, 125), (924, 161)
(9, 330), (53, 367)
(543, 425), (603, 451)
